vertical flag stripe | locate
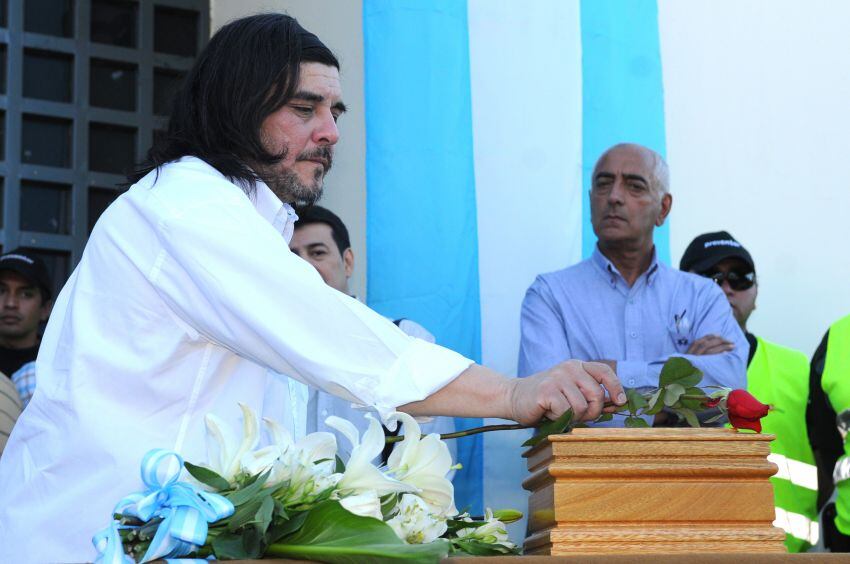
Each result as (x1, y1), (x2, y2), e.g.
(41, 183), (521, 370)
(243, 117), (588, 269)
(363, 0), (483, 513)
(467, 0), (584, 537)
(580, 0), (670, 263)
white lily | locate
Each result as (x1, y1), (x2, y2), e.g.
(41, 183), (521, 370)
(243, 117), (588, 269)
(239, 417), (340, 501)
(386, 412), (457, 516)
(455, 509), (515, 549)
(339, 490), (383, 520)
(386, 493), (447, 544)
(326, 414), (415, 497)
(204, 403), (260, 482)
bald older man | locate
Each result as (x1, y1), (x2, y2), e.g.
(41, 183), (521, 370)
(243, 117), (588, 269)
(518, 143), (747, 426)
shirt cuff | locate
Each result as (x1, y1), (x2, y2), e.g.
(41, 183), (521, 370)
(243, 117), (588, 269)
(359, 338), (474, 421)
(617, 360), (663, 389)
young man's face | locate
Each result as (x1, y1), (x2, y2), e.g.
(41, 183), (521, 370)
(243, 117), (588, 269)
(703, 257), (758, 330)
(257, 63), (346, 205)
(289, 223), (353, 294)
(0, 270), (50, 347)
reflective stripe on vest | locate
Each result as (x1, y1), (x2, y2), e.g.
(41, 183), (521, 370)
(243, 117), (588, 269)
(768, 453), (818, 491)
(822, 314), (850, 536)
(774, 507), (820, 546)
(835, 453), (850, 484)
(748, 337), (818, 551)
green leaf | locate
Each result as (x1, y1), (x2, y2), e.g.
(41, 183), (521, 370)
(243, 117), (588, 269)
(226, 469), (270, 506)
(594, 413), (613, 423)
(450, 538), (519, 556)
(273, 499), (288, 521)
(624, 416), (650, 428)
(644, 389), (666, 415)
(626, 388), (648, 413)
(659, 357), (703, 388)
(678, 408), (700, 428)
(267, 500), (449, 563)
(335, 454), (346, 474)
(522, 408), (574, 448)
(228, 495), (265, 532)
(212, 531), (251, 559)
(704, 412), (726, 424)
(256, 494), (275, 533)
(267, 511), (308, 544)
(184, 461), (231, 491)
(663, 383), (686, 406)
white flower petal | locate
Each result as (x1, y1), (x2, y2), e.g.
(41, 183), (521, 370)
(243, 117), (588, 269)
(264, 417), (294, 450)
(241, 445), (281, 478)
(386, 412), (422, 471)
(296, 432), (337, 464)
(204, 413), (233, 478)
(403, 473), (457, 517)
(339, 491), (383, 520)
(337, 459), (414, 497)
(325, 415), (362, 449)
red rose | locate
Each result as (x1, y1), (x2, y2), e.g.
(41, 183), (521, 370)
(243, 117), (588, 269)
(726, 389), (770, 432)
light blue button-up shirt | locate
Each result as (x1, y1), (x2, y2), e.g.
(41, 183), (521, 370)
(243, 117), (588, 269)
(518, 247), (747, 424)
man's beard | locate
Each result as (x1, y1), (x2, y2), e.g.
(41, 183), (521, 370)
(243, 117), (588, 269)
(257, 147), (333, 207)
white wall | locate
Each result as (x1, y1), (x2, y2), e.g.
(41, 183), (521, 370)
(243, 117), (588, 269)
(211, 1), (368, 298)
(660, 0), (850, 355)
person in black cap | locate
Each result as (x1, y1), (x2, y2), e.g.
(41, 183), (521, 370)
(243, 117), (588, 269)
(0, 248), (52, 379)
(681, 231), (818, 552)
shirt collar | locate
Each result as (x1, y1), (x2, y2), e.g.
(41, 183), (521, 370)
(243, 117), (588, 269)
(251, 179), (299, 243)
(591, 245), (661, 288)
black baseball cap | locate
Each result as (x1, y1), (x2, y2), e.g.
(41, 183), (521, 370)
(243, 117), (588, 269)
(0, 249), (53, 300)
(679, 231), (755, 274)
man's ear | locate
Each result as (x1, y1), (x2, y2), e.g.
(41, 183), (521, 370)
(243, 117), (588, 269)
(656, 193), (673, 227)
(343, 248), (354, 279)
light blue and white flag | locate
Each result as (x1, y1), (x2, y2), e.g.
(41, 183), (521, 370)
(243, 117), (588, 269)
(363, 0), (669, 521)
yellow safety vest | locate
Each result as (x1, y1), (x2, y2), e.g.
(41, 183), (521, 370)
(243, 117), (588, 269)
(822, 315), (850, 538)
(748, 337), (819, 551)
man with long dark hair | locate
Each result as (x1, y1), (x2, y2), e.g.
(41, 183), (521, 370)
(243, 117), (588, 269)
(0, 15), (623, 561)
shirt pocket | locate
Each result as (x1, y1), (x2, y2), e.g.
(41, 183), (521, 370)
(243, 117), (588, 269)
(667, 316), (693, 353)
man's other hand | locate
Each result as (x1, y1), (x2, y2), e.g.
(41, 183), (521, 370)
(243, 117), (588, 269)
(686, 334), (734, 355)
(509, 360), (625, 426)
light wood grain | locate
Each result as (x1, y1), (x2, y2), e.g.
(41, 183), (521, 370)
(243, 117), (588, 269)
(523, 428), (786, 554)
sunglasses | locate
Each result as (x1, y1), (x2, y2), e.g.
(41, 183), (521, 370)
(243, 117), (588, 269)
(699, 270), (756, 291)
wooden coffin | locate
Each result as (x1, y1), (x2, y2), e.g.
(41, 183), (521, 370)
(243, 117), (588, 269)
(523, 428), (786, 555)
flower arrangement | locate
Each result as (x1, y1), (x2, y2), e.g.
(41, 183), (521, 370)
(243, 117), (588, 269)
(93, 405), (521, 563)
(93, 358), (770, 563)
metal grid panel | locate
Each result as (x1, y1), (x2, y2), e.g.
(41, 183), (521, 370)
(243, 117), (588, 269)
(1, 0), (209, 294)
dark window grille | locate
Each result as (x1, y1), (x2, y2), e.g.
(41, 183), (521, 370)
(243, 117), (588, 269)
(1, 0), (209, 290)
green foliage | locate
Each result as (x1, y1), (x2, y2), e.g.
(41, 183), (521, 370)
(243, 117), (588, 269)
(183, 461), (231, 491)
(267, 500), (450, 563)
(644, 389), (666, 415)
(624, 416), (650, 428)
(663, 383), (686, 406)
(225, 469), (270, 506)
(449, 537), (520, 556)
(594, 413), (614, 423)
(522, 408), (574, 447)
(660, 357), (703, 388)
(626, 388), (648, 413)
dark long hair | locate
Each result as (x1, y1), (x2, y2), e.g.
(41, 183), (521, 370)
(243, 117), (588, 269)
(128, 14), (339, 189)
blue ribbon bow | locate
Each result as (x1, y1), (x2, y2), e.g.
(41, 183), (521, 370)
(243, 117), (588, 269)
(93, 449), (235, 563)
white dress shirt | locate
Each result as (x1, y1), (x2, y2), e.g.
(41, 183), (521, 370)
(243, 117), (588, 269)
(303, 318), (457, 464)
(0, 157), (472, 562)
